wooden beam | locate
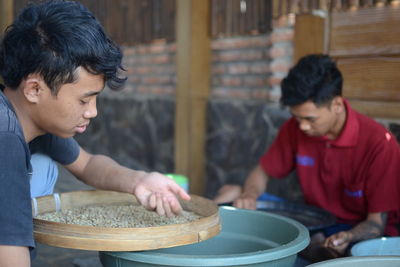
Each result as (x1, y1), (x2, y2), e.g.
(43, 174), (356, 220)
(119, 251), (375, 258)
(0, 0), (13, 37)
(337, 57), (400, 102)
(175, 0), (211, 195)
(0, 0), (13, 85)
(348, 100), (400, 119)
(293, 13), (327, 63)
(330, 6), (400, 57)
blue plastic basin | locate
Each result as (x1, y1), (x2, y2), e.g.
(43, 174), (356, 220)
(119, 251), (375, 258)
(308, 256), (400, 267)
(351, 237), (400, 256)
(100, 206), (310, 267)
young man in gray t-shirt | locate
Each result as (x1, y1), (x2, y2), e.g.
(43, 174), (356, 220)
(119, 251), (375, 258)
(0, 1), (190, 266)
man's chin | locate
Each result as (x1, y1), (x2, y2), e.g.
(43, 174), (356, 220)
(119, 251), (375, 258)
(49, 131), (76, 139)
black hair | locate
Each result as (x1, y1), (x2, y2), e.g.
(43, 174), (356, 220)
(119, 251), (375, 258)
(280, 54), (343, 107)
(0, 0), (126, 93)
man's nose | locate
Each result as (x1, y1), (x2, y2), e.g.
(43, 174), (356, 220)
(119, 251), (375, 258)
(84, 100), (98, 119)
(299, 120), (311, 131)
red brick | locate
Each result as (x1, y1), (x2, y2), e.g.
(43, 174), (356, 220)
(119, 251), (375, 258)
(212, 88), (252, 99)
(137, 86), (175, 95)
(270, 60), (292, 73)
(142, 75), (171, 85)
(227, 63), (249, 74)
(272, 15), (295, 28)
(216, 50), (243, 62)
(221, 76), (242, 87)
(137, 56), (152, 65)
(212, 36), (269, 50)
(268, 86), (282, 101)
(268, 76), (283, 87)
(212, 64), (226, 75)
(151, 54), (170, 64)
(167, 43), (177, 52)
(270, 30), (294, 43)
(269, 46), (292, 59)
(251, 89), (270, 100)
(153, 65), (175, 74)
(250, 62), (270, 74)
(135, 66), (152, 74)
(148, 43), (167, 54)
(127, 76), (140, 83)
(122, 47), (136, 56)
(137, 45), (149, 54)
(242, 76), (266, 87)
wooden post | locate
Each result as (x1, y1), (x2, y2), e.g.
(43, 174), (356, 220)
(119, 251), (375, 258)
(293, 13), (328, 63)
(0, 0), (13, 85)
(0, 0), (13, 36)
(175, 0), (211, 195)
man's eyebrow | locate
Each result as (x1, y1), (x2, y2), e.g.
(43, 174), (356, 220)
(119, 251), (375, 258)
(82, 90), (102, 97)
(291, 113), (317, 120)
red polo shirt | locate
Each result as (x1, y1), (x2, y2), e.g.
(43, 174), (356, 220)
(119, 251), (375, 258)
(260, 100), (400, 232)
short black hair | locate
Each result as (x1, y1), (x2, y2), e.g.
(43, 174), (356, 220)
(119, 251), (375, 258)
(0, 0), (126, 93)
(280, 54), (343, 107)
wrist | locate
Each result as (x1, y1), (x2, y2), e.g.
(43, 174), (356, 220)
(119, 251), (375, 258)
(241, 189), (259, 200)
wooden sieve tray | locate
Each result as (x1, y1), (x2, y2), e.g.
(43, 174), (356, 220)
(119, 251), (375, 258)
(31, 190), (221, 251)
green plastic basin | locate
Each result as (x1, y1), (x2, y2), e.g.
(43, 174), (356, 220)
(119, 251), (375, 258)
(308, 256), (400, 267)
(100, 206), (310, 266)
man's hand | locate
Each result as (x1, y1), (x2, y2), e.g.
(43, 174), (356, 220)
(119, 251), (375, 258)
(213, 184), (242, 204)
(323, 212), (387, 256)
(233, 192), (258, 210)
(323, 231), (352, 255)
(132, 172), (191, 217)
(232, 165), (268, 210)
(66, 149), (191, 218)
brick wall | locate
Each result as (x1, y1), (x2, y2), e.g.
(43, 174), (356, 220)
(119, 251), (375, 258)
(117, 42), (177, 96)
(109, 15), (295, 102)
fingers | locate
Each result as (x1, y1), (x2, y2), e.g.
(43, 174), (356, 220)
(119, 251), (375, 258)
(176, 187), (191, 201)
(148, 192), (182, 217)
(234, 196), (257, 210)
(148, 193), (157, 210)
(323, 232), (350, 256)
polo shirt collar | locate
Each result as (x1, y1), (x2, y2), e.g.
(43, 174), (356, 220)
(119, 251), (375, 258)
(331, 98), (359, 147)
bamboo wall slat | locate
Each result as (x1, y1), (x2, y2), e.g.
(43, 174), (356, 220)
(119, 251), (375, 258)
(10, 0), (398, 45)
(329, 5), (400, 57)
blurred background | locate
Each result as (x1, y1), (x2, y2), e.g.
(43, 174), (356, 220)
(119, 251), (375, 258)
(1, 1), (400, 265)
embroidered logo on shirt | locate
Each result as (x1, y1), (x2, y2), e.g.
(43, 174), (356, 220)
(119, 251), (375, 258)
(344, 189), (363, 198)
(296, 155), (315, 166)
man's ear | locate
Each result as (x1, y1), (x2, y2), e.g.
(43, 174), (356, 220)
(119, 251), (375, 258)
(331, 96), (344, 113)
(22, 76), (43, 103)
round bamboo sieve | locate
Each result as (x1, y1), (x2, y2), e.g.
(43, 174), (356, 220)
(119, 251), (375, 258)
(31, 190), (221, 251)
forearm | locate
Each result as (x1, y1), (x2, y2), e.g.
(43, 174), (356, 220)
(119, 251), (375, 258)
(242, 165), (269, 198)
(73, 154), (145, 193)
(346, 212), (387, 243)
(324, 212), (387, 256)
(0, 245), (30, 267)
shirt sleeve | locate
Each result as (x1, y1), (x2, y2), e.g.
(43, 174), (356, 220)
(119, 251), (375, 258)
(0, 133), (35, 248)
(365, 132), (400, 213)
(259, 118), (297, 178)
(29, 134), (80, 165)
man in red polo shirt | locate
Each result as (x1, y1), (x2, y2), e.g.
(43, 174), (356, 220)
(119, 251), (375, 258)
(214, 54), (400, 262)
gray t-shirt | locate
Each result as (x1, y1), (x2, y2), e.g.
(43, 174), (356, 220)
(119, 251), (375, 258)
(0, 90), (79, 249)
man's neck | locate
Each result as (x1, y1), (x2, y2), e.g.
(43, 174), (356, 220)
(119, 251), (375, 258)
(326, 107), (347, 140)
(3, 88), (43, 142)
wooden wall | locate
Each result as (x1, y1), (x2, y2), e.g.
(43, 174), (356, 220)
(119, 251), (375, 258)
(10, 0), (273, 45)
(330, 5), (400, 118)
